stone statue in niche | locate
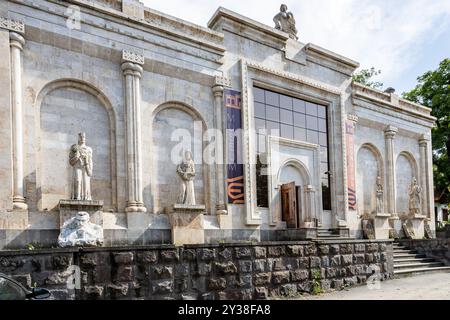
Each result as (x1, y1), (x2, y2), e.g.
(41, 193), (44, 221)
(58, 211), (103, 247)
(69, 132), (93, 201)
(375, 176), (384, 214)
(273, 4), (298, 40)
(408, 177), (422, 215)
(177, 150), (196, 205)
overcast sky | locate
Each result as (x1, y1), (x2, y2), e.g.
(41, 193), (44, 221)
(142, 0), (450, 94)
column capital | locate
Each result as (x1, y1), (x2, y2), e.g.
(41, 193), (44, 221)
(212, 85), (224, 98)
(122, 49), (144, 65)
(419, 134), (430, 146)
(214, 75), (231, 88)
(0, 17), (25, 34)
(121, 61), (143, 78)
(384, 125), (398, 139)
(9, 32), (25, 50)
(347, 114), (358, 123)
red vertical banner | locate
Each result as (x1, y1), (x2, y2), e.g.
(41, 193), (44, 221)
(346, 120), (356, 210)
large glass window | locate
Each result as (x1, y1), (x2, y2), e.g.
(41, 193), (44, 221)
(253, 87), (331, 210)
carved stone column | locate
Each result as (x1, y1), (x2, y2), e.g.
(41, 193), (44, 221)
(419, 134), (431, 218)
(121, 50), (146, 213)
(384, 125), (398, 217)
(304, 185), (316, 226)
(9, 27), (27, 210)
(212, 85), (227, 215)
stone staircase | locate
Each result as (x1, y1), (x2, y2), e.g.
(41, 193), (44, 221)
(316, 228), (353, 240)
(393, 242), (450, 276)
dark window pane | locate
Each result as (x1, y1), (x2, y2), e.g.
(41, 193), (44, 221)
(305, 102), (318, 116)
(294, 127), (306, 141)
(306, 115), (318, 130)
(318, 105), (327, 118)
(265, 91), (279, 106)
(322, 180), (331, 210)
(254, 87), (265, 103)
(256, 155), (269, 207)
(293, 98), (306, 113)
(280, 124), (293, 140)
(318, 118), (327, 133)
(319, 132), (328, 146)
(321, 162), (329, 177)
(254, 102), (265, 118)
(266, 105), (279, 122)
(293, 112), (306, 128)
(280, 109), (293, 125)
(266, 120), (280, 136)
(255, 118), (265, 132)
(280, 95), (293, 110)
(306, 130), (319, 144)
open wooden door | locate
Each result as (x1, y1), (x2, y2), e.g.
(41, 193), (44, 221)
(281, 182), (297, 228)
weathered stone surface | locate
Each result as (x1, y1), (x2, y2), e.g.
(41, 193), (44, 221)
(52, 255), (72, 270)
(160, 250), (179, 262)
(329, 245), (340, 255)
(253, 260), (266, 272)
(353, 254), (365, 264)
(272, 271), (290, 284)
(196, 263), (212, 276)
(137, 251), (158, 264)
(151, 265), (173, 279)
(286, 245), (303, 256)
(208, 278), (226, 290)
(297, 257), (309, 269)
(310, 256), (321, 268)
(268, 246), (286, 257)
(254, 247), (266, 258)
(354, 244), (365, 252)
(304, 244), (317, 256)
(254, 286), (268, 299)
(217, 248), (232, 260)
(214, 261), (237, 275)
(84, 285), (104, 299)
(108, 283), (129, 298)
(366, 243), (379, 252)
(341, 254), (353, 266)
(344, 276), (358, 286)
(238, 260), (252, 273)
(280, 284), (297, 296)
(115, 266), (133, 282)
(254, 273), (271, 286)
(332, 279), (344, 289)
(340, 244), (353, 254)
(318, 245), (329, 255)
(235, 247), (252, 259)
(182, 249), (196, 261)
(326, 267), (337, 278)
(270, 258), (286, 271)
(365, 253), (375, 263)
(198, 248), (216, 261)
(290, 269), (309, 281)
(152, 280), (173, 294)
(321, 256), (329, 267)
(80, 254), (97, 268)
(237, 274), (252, 288)
(113, 252), (134, 264)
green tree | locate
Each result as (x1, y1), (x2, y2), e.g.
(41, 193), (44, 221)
(403, 58), (450, 203)
(352, 67), (384, 89)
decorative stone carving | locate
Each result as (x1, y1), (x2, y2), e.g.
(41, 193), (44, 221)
(389, 228), (399, 240)
(424, 222), (433, 239)
(69, 132), (93, 201)
(58, 212), (103, 247)
(177, 151), (196, 205)
(0, 17), (25, 33)
(375, 176), (383, 214)
(402, 222), (415, 239)
(408, 177), (422, 215)
(122, 49), (144, 65)
(214, 75), (231, 88)
(273, 4), (298, 40)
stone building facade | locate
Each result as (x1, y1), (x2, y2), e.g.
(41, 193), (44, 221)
(0, 0), (436, 249)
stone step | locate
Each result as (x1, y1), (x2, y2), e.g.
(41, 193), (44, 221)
(394, 266), (450, 276)
(394, 262), (444, 269)
(393, 253), (426, 258)
(393, 257), (435, 264)
(393, 249), (417, 254)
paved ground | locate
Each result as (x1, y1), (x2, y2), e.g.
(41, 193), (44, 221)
(299, 272), (450, 300)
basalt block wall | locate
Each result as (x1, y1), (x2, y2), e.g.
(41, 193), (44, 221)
(398, 239), (450, 266)
(0, 240), (393, 300)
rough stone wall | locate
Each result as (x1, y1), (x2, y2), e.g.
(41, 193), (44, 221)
(398, 239), (450, 266)
(0, 240), (393, 300)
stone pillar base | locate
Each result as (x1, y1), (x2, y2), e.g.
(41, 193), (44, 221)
(166, 204), (206, 245)
(59, 200), (103, 227)
(410, 215), (426, 239)
(12, 196), (28, 211)
(374, 213), (391, 239)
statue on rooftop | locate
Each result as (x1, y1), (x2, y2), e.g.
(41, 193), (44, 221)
(273, 4), (298, 40)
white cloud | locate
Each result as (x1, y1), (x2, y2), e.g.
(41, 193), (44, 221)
(141, 0), (450, 90)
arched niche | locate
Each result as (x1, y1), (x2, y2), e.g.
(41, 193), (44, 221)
(150, 101), (208, 214)
(277, 159), (311, 187)
(395, 151), (418, 215)
(356, 144), (384, 216)
(35, 79), (117, 211)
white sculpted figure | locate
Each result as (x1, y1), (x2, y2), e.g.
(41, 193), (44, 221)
(58, 211), (103, 247)
(408, 177), (422, 215)
(375, 176), (384, 214)
(177, 151), (196, 205)
(273, 4), (298, 40)
(69, 132), (93, 201)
